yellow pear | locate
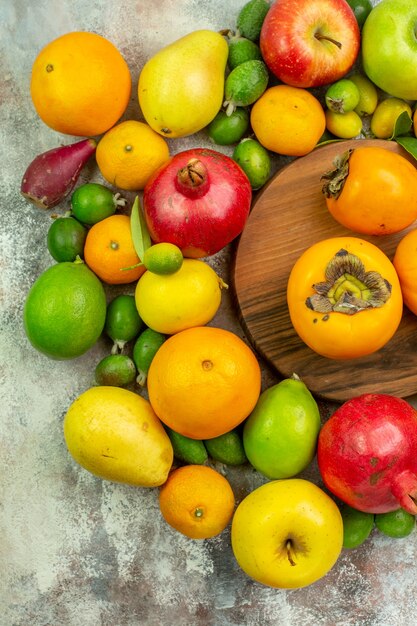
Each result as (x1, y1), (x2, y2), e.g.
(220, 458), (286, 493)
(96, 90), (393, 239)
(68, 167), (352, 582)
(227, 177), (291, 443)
(138, 30), (228, 138)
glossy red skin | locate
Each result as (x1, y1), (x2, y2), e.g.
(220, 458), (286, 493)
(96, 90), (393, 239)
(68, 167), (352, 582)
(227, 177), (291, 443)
(143, 148), (252, 258)
(317, 393), (417, 514)
(260, 0), (360, 88)
(21, 138), (97, 209)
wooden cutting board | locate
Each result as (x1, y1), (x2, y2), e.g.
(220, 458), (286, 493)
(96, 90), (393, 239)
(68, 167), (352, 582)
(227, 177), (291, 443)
(232, 139), (417, 403)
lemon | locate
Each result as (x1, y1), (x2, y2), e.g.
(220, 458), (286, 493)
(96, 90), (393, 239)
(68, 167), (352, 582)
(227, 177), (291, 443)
(24, 260), (106, 360)
(325, 109), (363, 139)
(135, 259), (225, 334)
(349, 73), (378, 117)
(64, 386), (173, 487)
(370, 97), (412, 139)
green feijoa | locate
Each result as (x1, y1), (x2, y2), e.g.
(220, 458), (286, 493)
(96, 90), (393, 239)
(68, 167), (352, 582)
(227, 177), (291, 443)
(71, 182), (126, 226)
(232, 138), (271, 189)
(237, 0), (270, 42)
(165, 427), (208, 465)
(105, 294), (143, 352)
(224, 60), (269, 115)
(340, 504), (374, 549)
(95, 354), (137, 387)
(227, 35), (262, 70)
(47, 216), (88, 262)
(133, 328), (166, 385)
(375, 508), (416, 538)
(207, 108), (250, 145)
(204, 429), (247, 466)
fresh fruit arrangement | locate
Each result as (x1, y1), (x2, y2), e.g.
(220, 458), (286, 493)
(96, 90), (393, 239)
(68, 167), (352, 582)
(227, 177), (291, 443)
(19, 0), (417, 592)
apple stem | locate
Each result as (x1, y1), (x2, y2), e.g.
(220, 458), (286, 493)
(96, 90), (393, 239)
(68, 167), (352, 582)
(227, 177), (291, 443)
(315, 33), (342, 49)
(286, 540), (297, 567)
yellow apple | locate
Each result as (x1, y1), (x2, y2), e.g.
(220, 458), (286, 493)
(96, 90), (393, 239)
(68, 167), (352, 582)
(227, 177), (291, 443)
(231, 478), (343, 589)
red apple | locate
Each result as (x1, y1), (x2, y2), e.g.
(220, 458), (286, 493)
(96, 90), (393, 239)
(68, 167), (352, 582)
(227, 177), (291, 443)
(260, 0), (360, 88)
(143, 148), (252, 258)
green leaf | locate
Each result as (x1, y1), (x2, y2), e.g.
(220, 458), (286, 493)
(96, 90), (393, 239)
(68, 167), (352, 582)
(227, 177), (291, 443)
(130, 196), (151, 262)
(395, 136), (417, 162)
(390, 110), (413, 139)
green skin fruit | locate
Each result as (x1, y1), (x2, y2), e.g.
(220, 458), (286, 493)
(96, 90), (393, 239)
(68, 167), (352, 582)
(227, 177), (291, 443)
(232, 138), (271, 189)
(346, 0), (372, 29)
(224, 60), (269, 114)
(165, 427), (208, 465)
(204, 429), (248, 466)
(133, 328), (166, 385)
(24, 261), (106, 360)
(325, 79), (361, 114)
(237, 0), (271, 42)
(340, 504), (375, 549)
(348, 73), (379, 117)
(243, 376), (321, 479)
(143, 242), (184, 275)
(71, 182), (124, 226)
(227, 36), (262, 70)
(325, 109), (363, 139)
(105, 294), (143, 352)
(375, 508), (416, 538)
(95, 354), (137, 387)
(47, 216), (87, 262)
(361, 0), (417, 101)
(207, 108), (250, 145)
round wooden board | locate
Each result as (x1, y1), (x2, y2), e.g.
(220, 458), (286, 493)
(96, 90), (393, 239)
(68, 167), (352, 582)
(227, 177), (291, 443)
(232, 139), (417, 403)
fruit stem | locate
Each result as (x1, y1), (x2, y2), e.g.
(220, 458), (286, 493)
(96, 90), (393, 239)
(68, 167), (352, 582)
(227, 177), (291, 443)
(176, 158), (210, 198)
(286, 540), (297, 567)
(391, 469), (417, 514)
(315, 33), (342, 49)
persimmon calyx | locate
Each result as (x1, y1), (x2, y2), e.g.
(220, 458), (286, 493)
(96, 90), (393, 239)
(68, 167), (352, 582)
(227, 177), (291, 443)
(306, 249), (392, 315)
(321, 149), (353, 199)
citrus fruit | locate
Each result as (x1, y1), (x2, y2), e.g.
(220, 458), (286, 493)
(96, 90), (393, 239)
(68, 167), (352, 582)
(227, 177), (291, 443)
(224, 60), (269, 115)
(207, 108), (249, 145)
(204, 429), (247, 466)
(133, 328), (166, 386)
(30, 31), (131, 137)
(340, 504), (374, 549)
(94, 354), (137, 387)
(232, 138), (271, 190)
(134, 259), (225, 335)
(104, 294), (143, 351)
(47, 216), (87, 262)
(84, 214), (145, 285)
(227, 36), (262, 70)
(147, 326), (261, 440)
(346, 0), (372, 29)
(250, 85), (326, 157)
(393, 228), (417, 316)
(23, 260), (106, 360)
(325, 109), (363, 139)
(325, 79), (360, 114)
(165, 428), (208, 465)
(159, 464), (235, 539)
(370, 97), (412, 139)
(95, 120), (170, 191)
(64, 386), (173, 487)
(349, 73), (379, 117)
(375, 508), (415, 538)
(71, 183), (125, 226)
(142, 243), (184, 275)
(236, 0), (270, 42)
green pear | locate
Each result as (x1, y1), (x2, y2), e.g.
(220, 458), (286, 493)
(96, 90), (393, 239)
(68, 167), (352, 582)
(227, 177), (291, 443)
(138, 30), (228, 138)
(243, 375), (321, 479)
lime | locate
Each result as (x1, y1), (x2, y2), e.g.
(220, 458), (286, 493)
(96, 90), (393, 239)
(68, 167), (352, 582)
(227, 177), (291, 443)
(232, 138), (271, 190)
(133, 327), (166, 386)
(204, 429), (247, 466)
(47, 216), (87, 262)
(375, 508), (415, 538)
(207, 108), (249, 145)
(165, 427), (208, 465)
(105, 294), (143, 352)
(71, 182), (126, 225)
(143, 242), (183, 275)
(236, 0), (270, 42)
(227, 35), (262, 70)
(349, 73), (379, 117)
(325, 79), (361, 114)
(224, 60), (269, 115)
(23, 260), (106, 360)
(340, 504), (374, 549)
(370, 97), (413, 139)
(325, 109), (363, 139)
(346, 0), (372, 29)
(95, 354), (137, 387)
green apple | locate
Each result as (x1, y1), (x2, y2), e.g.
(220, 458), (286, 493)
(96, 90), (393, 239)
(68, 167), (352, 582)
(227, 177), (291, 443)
(243, 376), (321, 479)
(362, 0), (417, 100)
(231, 479), (343, 589)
